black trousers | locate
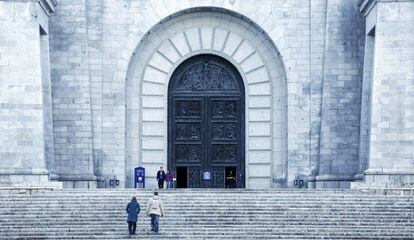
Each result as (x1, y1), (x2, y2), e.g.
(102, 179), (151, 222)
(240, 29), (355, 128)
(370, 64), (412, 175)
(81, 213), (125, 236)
(128, 221), (137, 234)
(158, 180), (164, 189)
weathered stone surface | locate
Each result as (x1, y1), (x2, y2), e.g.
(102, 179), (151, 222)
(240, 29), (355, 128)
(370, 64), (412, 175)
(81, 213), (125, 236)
(358, 0), (414, 188)
(1, 0), (413, 189)
(0, 189), (413, 239)
(0, 1), (60, 188)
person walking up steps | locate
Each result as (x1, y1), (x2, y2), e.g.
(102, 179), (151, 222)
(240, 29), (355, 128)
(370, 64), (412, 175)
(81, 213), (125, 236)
(146, 192), (164, 235)
(126, 196), (140, 235)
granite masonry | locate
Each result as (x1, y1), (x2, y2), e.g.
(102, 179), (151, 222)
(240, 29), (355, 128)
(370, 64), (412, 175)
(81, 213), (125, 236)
(0, 0), (413, 189)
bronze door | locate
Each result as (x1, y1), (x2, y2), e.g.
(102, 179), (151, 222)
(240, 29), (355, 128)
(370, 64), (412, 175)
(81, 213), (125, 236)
(168, 54), (245, 188)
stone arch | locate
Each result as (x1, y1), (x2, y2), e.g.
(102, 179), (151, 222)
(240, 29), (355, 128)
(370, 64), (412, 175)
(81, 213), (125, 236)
(125, 7), (287, 189)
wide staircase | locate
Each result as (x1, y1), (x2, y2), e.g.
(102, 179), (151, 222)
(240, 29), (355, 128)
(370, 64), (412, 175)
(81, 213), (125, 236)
(0, 189), (413, 239)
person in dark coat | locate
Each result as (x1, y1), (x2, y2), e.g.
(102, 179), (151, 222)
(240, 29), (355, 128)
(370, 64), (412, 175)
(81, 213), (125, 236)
(126, 196), (140, 235)
(156, 166), (166, 189)
(225, 170), (236, 188)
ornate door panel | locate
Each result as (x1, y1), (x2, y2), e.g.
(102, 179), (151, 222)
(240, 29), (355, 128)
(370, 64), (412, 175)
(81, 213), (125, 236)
(168, 54), (245, 188)
(188, 167), (201, 188)
(211, 167), (225, 188)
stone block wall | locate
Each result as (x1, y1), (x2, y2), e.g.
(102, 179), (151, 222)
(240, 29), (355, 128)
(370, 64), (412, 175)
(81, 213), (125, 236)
(316, 0), (365, 188)
(362, 0), (414, 187)
(45, 0), (366, 188)
(49, 0), (96, 188)
(0, 0), (60, 187)
(0, 0), (410, 189)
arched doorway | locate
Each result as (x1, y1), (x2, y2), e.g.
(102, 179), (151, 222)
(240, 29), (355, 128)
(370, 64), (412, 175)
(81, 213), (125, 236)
(168, 54), (245, 188)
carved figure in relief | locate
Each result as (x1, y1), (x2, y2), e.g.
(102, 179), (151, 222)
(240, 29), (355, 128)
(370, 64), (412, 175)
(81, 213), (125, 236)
(213, 123), (224, 139)
(225, 124), (236, 139)
(213, 102), (224, 117)
(189, 145), (200, 161)
(189, 168), (200, 187)
(223, 74), (235, 89)
(176, 145), (186, 161)
(188, 101), (200, 116)
(176, 145), (200, 162)
(177, 102), (188, 116)
(214, 145), (236, 161)
(189, 125), (200, 139)
(214, 149), (224, 161)
(176, 124), (186, 139)
(225, 101), (236, 117)
(176, 62), (236, 90)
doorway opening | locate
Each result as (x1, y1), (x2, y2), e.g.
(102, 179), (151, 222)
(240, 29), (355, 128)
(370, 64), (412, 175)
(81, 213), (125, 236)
(225, 166), (237, 188)
(176, 167), (188, 188)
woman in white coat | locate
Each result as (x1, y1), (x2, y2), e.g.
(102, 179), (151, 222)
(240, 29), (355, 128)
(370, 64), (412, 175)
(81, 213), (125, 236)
(146, 192), (164, 234)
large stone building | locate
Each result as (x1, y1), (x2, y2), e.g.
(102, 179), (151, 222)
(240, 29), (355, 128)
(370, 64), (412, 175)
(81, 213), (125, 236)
(0, 0), (413, 189)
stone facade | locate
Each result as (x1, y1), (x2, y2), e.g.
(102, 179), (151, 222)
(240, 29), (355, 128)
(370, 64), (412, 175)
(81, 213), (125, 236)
(0, 0), (413, 189)
(355, 0), (414, 188)
(0, 0), (60, 188)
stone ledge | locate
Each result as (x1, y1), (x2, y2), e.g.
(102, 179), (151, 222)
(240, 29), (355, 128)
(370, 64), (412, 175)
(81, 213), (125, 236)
(0, 168), (49, 175)
(313, 174), (356, 181)
(57, 174), (97, 181)
(358, 187), (414, 195)
(0, 181), (62, 192)
(365, 168), (414, 175)
(352, 172), (414, 190)
(359, 0), (376, 14)
(0, 185), (60, 191)
(38, 0), (58, 14)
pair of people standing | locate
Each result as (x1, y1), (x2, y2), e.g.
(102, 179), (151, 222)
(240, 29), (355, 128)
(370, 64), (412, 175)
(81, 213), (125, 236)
(156, 166), (173, 189)
(125, 192), (165, 235)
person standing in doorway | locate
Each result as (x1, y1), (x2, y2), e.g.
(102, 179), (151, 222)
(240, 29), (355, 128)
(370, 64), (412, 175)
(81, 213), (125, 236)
(156, 166), (166, 189)
(226, 170), (236, 188)
(146, 192), (164, 234)
(126, 196), (140, 235)
(165, 170), (173, 189)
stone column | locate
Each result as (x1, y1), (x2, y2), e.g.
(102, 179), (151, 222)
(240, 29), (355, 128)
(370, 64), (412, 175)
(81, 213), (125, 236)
(49, 0), (97, 188)
(0, 0), (61, 188)
(315, 0), (364, 188)
(357, 0), (414, 188)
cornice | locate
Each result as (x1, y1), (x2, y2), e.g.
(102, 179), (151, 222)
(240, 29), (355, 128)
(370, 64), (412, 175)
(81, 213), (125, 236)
(38, 0), (58, 14)
(360, 0), (414, 14)
(359, 0), (377, 14)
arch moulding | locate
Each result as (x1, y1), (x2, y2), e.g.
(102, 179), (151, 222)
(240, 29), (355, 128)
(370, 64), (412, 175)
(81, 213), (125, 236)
(125, 7), (287, 189)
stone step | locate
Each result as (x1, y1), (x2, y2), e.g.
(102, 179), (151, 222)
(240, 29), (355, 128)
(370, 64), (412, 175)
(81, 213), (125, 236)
(2, 231), (413, 239)
(1, 190), (413, 239)
(0, 223), (410, 228)
(2, 203), (411, 207)
(1, 218), (411, 223)
(2, 230), (412, 237)
(2, 227), (411, 232)
(3, 213), (410, 216)
(2, 200), (412, 204)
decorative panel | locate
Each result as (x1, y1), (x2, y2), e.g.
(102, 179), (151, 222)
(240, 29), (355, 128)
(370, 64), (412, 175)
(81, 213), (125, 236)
(212, 167), (225, 188)
(212, 144), (237, 162)
(175, 144), (201, 162)
(212, 122), (237, 140)
(211, 100), (238, 118)
(175, 63), (236, 91)
(188, 167), (201, 188)
(176, 123), (201, 140)
(175, 100), (201, 117)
